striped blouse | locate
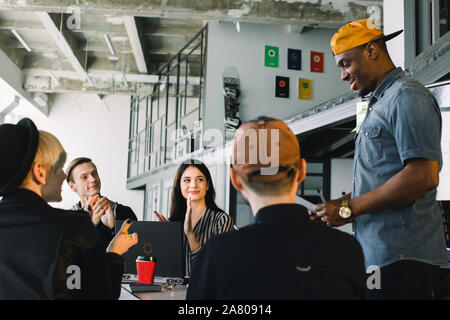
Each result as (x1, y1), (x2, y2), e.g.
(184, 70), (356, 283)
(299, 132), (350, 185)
(184, 207), (235, 277)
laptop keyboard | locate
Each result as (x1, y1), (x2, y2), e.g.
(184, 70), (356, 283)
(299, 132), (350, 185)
(122, 274), (184, 285)
(122, 273), (137, 283)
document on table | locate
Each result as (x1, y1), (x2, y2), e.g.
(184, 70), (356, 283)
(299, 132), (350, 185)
(296, 196), (317, 213)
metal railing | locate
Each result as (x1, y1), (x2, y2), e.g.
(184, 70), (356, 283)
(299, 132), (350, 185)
(127, 25), (207, 181)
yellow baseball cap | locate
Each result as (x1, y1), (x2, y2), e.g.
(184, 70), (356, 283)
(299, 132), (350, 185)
(330, 19), (403, 55)
(232, 116), (300, 182)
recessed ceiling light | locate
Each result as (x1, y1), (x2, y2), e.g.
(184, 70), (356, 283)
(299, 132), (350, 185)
(107, 55), (120, 62)
(104, 34), (116, 56)
(11, 29), (32, 52)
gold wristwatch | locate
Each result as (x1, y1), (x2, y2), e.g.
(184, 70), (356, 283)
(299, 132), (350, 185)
(339, 199), (352, 219)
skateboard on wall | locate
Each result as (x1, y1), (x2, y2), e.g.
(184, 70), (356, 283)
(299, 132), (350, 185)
(222, 66), (241, 142)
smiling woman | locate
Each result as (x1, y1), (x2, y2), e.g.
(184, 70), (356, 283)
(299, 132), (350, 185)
(154, 159), (235, 276)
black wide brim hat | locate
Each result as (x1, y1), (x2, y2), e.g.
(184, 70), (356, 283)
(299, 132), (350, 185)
(0, 118), (39, 196)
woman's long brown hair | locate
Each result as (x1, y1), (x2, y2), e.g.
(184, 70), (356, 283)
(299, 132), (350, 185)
(169, 159), (224, 221)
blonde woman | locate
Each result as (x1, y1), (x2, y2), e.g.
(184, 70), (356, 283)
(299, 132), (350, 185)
(0, 118), (137, 299)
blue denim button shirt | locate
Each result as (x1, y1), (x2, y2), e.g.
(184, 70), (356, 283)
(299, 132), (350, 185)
(352, 67), (448, 268)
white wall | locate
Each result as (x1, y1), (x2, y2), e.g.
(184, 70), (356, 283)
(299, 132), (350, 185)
(0, 78), (17, 113)
(9, 93), (145, 220)
(383, 0), (408, 69)
(204, 21), (350, 138)
(330, 158), (354, 199)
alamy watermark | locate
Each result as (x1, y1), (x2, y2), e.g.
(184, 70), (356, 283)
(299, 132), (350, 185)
(66, 6), (81, 30)
(172, 127), (280, 175)
(367, 5), (382, 29)
(366, 265), (381, 290)
(66, 265), (81, 290)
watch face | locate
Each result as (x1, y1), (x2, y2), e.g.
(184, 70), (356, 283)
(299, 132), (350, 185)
(339, 207), (352, 219)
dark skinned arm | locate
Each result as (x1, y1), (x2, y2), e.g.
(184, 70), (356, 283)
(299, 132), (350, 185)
(314, 158), (439, 227)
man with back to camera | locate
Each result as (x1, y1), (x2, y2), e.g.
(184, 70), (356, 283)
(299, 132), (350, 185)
(186, 116), (366, 299)
(66, 157), (137, 247)
(311, 19), (448, 299)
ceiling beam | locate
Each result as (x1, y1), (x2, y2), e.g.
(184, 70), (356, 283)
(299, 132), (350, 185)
(0, 27), (25, 68)
(0, 49), (47, 116)
(23, 68), (201, 85)
(23, 70), (202, 96)
(23, 74), (201, 97)
(23, 74), (154, 96)
(123, 16), (148, 74)
(288, 98), (358, 136)
(0, 0), (383, 29)
(35, 12), (93, 85)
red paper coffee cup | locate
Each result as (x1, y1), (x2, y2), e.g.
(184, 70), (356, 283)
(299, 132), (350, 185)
(136, 256), (157, 284)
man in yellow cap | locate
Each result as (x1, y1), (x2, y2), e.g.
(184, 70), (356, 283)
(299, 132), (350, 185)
(313, 19), (447, 299)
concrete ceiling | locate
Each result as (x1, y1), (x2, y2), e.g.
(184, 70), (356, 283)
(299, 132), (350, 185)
(0, 0), (382, 98)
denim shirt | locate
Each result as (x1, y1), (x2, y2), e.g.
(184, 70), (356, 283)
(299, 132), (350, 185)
(352, 67), (448, 268)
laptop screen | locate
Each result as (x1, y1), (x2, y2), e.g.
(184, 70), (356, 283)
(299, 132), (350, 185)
(115, 220), (185, 278)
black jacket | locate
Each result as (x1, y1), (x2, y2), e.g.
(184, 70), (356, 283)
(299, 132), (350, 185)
(0, 189), (124, 299)
(187, 203), (366, 300)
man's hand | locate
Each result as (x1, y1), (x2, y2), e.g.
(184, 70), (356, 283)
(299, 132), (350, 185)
(84, 195), (115, 229)
(97, 197), (115, 229)
(310, 199), (351, 227)
(84, 195), (102, 226)
(106, 219), (138, 255)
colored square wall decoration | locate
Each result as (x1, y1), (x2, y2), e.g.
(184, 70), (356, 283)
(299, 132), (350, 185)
(276, 76), (289, 98)
(265, 45), (279, 68)
(310, 51), (324, 73)
(287, 48), (302, 70)
(298, 78), (313, 100)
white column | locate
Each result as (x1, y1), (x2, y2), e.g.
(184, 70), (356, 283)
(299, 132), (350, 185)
(383, 0), (413, 69)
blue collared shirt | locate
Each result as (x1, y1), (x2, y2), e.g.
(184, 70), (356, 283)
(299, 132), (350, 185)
(352, 67), (448, 268)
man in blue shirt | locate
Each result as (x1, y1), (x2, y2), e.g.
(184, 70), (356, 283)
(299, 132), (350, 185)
(313, 19), (448, 299)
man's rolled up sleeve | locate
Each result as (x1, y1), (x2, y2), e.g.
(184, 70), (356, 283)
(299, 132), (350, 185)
(391, 88), (442, 167)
